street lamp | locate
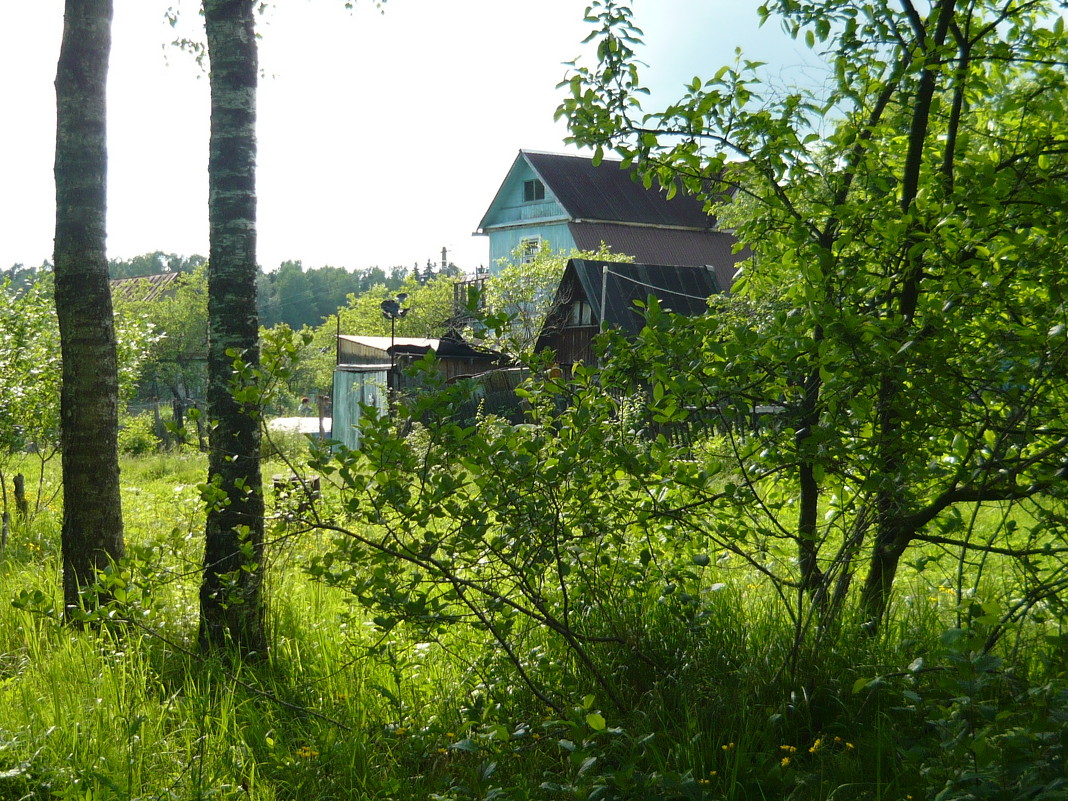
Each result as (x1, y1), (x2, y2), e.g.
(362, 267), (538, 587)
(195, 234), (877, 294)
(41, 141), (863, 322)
(380, 293), (409, 390)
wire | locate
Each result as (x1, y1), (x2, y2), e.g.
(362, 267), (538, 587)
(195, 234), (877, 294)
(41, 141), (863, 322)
(603, 266), (717, 302)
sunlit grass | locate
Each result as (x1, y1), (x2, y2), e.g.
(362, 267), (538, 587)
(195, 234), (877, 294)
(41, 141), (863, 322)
(0, 451), (1064, 799)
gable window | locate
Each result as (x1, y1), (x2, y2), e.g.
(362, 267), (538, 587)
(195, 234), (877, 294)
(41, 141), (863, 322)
(568, 300), (594, 327)
(523, 179), (545, 202)
(520, 236), (541, 263)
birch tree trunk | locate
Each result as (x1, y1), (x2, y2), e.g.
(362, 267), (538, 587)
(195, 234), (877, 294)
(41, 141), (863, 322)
(198, 0), (266, 655)
(54, 0), (126, 620)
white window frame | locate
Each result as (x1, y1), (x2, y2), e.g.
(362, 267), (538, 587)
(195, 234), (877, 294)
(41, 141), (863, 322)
(520, 236), (541, 264)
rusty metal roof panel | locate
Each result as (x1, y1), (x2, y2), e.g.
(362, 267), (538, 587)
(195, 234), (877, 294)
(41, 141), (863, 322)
(567, 223), (745, 292)
(109, 271), (182, 302)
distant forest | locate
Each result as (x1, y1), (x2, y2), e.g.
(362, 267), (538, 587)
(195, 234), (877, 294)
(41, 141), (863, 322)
(3, 252), (460, 331)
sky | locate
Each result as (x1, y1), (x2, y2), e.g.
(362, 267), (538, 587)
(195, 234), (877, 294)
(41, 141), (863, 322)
(1, 1), (823, 276)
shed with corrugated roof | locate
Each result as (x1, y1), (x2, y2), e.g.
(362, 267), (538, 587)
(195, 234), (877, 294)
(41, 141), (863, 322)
(535, 258), (722, 370)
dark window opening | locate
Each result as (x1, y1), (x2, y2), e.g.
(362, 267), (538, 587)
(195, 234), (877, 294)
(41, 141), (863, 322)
(523, 179), (545, 202)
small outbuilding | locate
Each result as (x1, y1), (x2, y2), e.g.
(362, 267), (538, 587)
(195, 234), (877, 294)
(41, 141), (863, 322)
(536, 259), (724, 372)
(332, 333), (501, 449)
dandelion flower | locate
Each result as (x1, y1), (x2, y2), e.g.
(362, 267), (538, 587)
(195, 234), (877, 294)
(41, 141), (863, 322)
(781, 757), (791, 768)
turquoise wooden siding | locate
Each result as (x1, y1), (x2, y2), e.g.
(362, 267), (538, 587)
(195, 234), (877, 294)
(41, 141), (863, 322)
(331, 368), (387, 449)
(489, 222), (575, 269)
(481, 159), (575, 272)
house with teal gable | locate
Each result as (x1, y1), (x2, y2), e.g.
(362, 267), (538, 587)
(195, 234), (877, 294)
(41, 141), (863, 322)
(474, 150), (745, 290)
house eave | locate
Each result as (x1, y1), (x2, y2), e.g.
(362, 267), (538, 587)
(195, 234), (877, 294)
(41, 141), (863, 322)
(475, 217), (571, 236)
(571, 219), (712, 233)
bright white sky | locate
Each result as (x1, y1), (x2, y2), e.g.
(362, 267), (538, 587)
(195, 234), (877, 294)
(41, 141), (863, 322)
(0, 1), (822, 275)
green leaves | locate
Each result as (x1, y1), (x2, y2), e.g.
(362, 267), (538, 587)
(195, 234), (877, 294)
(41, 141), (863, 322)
(559, 0), (1068, 630)
(306, 356), (724, 710)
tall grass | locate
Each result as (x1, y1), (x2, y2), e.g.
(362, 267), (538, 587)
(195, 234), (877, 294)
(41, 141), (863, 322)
(0, 452), (1063, 800)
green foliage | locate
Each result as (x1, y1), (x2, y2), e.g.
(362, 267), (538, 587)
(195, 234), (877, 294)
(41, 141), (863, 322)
(117, 413), (161, 457)
(559, 0), (1068, 628)
(476, 242), (634, 355)
(258, 260), (407, 330)
(0, 277), (60, 457)
(1, 449), (1067, 799)
(108, 250), (205, 279)
(858, 622), (1068, 801)
(307, 362), (712, 712)
(338, 272), (459, 340)
(261, 426), (312, 464)
(112, 263), (208, 407)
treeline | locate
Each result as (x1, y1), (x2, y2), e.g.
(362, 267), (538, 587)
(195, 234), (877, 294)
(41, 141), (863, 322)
(2, 253), (462, 332)
(257, 260), (407, 329)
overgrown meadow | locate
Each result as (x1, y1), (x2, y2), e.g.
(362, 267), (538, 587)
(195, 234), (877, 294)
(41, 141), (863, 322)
(0, 386), (1065, 801)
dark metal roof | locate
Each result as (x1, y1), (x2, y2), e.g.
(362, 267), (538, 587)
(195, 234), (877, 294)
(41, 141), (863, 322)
(567, 222), (744, 292)
(565, 259), (721, 337)
(524, 151), (715, 229)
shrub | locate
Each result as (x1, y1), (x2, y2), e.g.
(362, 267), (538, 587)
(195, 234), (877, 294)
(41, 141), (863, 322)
(118, 413), (160, 456)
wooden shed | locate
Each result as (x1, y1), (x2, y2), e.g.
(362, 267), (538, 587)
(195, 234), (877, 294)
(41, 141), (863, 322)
(535, 259), (723, 371)
(331, 334), (501, 449)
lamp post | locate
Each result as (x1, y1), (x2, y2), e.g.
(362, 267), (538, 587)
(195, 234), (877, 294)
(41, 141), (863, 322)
(380, 293), (409, 392)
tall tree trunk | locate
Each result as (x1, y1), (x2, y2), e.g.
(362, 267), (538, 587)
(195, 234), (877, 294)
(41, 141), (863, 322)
(54, 0), (125, 620)
(861, 0), (958, 630)
(198, 0), (266, 655)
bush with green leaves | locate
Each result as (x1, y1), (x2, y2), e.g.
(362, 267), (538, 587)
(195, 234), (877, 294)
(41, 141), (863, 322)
(117, 413), (161, 456)
(0, 277), (61, 458)
(306, 357), (719, 714)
